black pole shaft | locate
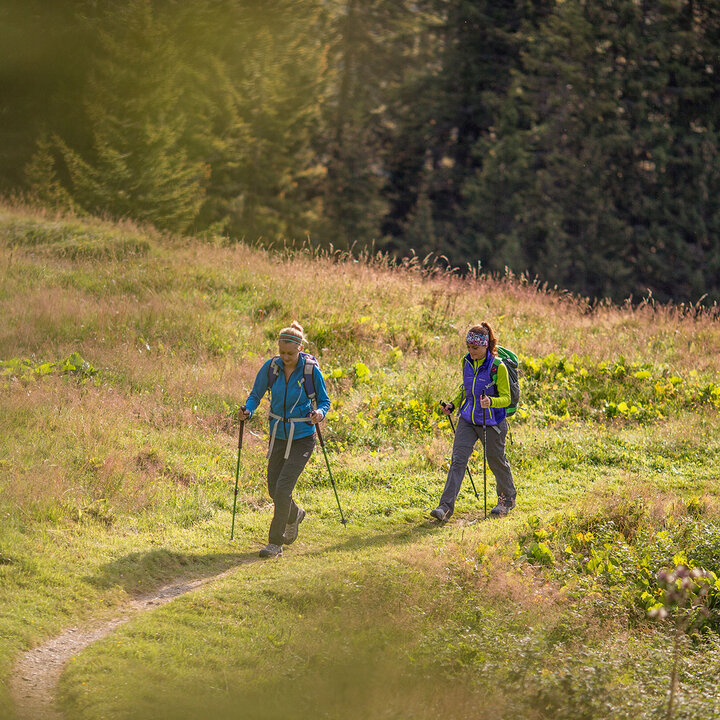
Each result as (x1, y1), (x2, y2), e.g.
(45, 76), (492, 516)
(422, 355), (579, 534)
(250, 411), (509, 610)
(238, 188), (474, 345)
(230, 416), (244, 540)
(447, 414), (480, 499)
(315, 423), (347, 525)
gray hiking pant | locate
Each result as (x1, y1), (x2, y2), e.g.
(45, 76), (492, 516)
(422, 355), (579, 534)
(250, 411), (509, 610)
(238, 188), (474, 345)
(438, 416), (516, 514)
(267, 434), (315, 545)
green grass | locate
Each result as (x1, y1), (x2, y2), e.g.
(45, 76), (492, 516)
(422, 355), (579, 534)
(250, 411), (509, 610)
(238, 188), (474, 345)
(1, 203), (720, 719)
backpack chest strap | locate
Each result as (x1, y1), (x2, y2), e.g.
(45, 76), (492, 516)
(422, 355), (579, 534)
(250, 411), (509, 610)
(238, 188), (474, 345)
(267, 412), (313, 459)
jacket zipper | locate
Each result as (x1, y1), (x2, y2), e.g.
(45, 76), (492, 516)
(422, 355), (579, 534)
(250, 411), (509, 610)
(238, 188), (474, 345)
(283, 373), (289, 437)
(469, 358), (478, 420)
(469, 357), (494, 423)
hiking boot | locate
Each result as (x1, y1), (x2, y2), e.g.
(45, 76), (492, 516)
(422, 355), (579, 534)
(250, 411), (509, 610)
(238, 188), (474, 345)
(490, 497), (515, 517)
(430, 506), (452, 522)
(259, 543), (283, 558)
(282, 507), (305, 545)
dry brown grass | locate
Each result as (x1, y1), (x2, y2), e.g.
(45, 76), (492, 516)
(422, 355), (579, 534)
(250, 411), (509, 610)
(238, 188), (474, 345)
(0, 376), (228, 516)
(4, 201), (719, 374)
(2, 202), (719, 522)
(264, 240), (720, 372)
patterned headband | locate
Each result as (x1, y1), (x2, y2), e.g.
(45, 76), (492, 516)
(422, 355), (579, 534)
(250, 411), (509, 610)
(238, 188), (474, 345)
(466, 331), (489, 346)
(278, 333), (302, 345)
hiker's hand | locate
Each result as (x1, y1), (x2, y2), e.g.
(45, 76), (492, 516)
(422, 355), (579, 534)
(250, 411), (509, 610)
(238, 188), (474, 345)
(479, 395), (491, 409)
(240, 407), (251, 420)
(441, 402), (454, 416)
(309, 409), (324, 424)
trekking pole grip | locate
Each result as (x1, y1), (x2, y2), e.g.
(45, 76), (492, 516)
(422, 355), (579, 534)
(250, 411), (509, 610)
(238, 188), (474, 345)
(237, 410), (245, 455)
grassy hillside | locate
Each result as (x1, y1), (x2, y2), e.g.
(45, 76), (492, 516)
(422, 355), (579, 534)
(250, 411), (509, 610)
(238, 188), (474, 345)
(1, 202), (720, 720)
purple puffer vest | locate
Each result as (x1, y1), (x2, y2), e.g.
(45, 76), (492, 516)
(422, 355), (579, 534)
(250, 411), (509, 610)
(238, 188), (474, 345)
(459, 353), (506, 427)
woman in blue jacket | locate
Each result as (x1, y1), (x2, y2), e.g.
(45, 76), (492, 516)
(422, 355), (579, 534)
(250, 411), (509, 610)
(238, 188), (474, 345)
(242, 321), (331, 558)
(431, 322), (516, 522)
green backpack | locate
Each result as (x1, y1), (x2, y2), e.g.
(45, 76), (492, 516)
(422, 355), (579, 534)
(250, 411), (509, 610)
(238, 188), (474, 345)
(490, 346), (520, 416)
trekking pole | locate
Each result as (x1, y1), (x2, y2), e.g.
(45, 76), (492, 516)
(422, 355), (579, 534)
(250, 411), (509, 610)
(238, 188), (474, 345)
(315, 423), (347, 525)
(443, 409), (480, 500)
(481, 392), (487, 519)
(230, 408), (245, 540)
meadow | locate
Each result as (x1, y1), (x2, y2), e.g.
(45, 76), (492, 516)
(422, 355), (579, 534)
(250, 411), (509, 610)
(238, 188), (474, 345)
(1, 203), (720, 719)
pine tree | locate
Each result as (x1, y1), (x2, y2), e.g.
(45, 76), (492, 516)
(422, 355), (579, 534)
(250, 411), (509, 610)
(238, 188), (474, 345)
(634, 0), (720, 303)
(381, 0), (553, 262)
(0, 0), (95, 194)
(24, 133), (75, 211)
(319, 0), (431, 249)
(232, 7), (327, 243)
(57, 0), (205, 232)
(464, 0), (633, 295)
(183, 0), (328, 243)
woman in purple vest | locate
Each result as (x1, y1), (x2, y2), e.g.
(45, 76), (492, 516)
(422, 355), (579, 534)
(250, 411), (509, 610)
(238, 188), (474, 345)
(431, 322), (517, 521)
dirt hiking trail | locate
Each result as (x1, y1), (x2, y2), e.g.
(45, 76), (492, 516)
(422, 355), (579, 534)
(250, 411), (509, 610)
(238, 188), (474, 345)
(10, 561), (254, 720)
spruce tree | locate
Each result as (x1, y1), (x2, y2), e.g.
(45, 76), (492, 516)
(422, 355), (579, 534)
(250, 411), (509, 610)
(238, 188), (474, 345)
(635, 0), (720, 302)
(319, 0), (432, 249)
(465, 0), (633, 296)
(57, 0), (205, 233)
(381, 0), (553, 262)
(184, 0), (328, 243)
(24, 133), (75, 211)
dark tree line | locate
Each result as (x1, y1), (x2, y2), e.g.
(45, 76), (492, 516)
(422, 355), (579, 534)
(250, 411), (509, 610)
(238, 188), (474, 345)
(1, 0), (719, 303)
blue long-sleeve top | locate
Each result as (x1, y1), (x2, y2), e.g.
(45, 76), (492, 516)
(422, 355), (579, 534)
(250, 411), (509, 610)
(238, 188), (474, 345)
(244, 355), (331, 441)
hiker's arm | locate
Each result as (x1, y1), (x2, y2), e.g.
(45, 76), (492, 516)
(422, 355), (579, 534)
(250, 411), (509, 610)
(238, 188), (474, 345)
(490, 362), (511, 408)
(244, 359), (272, 418)
(311, 366), (331, 419)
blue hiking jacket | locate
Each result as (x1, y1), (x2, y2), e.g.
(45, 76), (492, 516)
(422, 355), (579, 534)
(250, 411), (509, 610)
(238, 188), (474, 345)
(245, 356), (331, 441)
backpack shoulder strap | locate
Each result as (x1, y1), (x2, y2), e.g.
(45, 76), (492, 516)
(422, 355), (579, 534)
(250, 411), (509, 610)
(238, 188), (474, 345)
(268, 354), (319, 400)
(300, 352), (318, 402)
(267, 356), (281, 392)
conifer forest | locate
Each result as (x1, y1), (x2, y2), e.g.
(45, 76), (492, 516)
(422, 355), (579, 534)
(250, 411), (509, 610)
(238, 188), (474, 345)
(2, 0), (719, 305)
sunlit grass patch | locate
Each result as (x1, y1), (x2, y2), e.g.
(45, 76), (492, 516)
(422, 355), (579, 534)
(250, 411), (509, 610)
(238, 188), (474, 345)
(55, 535), (503, 720)
(0, 214), (150, 259)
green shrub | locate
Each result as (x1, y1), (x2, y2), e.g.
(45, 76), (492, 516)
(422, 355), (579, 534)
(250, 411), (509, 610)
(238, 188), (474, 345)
(514, 502), (720, 632)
